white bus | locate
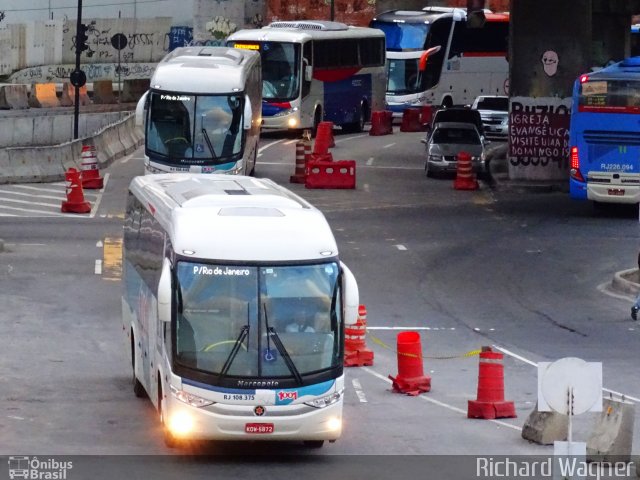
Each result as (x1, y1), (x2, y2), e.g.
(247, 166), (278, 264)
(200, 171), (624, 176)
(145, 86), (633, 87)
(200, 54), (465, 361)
(369, 8), (509, 115)
(227, 20), (386, 134)
(123, 173), (359, 448)
(135, 46), (262, 175)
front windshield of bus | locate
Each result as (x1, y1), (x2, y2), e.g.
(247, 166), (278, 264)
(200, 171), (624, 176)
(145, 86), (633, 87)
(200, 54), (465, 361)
(370, 20), (429, 50)
(578, 79), (640, 113)
(387, 57), (440, 94)
(174, 261), (341, 382)
(260, 42), (300, 101)
(146, 92), (244, 165)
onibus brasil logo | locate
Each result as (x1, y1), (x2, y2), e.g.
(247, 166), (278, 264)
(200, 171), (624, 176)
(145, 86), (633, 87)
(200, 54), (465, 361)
(8, 456), (72, 479)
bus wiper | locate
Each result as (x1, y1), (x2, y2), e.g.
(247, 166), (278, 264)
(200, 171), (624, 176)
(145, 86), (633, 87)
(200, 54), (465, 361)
(201, 127), (218, 159)
(264, 305), (302, 385)
(218, 325), (249, 379)
(267, 327), (303, 385)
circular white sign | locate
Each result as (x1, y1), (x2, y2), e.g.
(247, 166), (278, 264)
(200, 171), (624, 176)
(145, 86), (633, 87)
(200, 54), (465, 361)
(540, 357), (601, 415)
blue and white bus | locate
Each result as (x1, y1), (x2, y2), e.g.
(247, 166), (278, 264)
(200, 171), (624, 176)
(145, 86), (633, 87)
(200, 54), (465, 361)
(227, 21), (386, 134)
(135, 46), (262, 175)
(369, 7), (509, 116)
(123, 174), (360, 448)
(569, 57), (640, 204)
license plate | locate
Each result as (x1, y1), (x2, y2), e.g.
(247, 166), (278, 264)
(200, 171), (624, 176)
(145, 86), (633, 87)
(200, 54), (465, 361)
(245, 423), (274, 434)
(608, 188), (625, 196)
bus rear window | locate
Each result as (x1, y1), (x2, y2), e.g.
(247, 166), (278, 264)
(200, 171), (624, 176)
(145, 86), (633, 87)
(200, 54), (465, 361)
(579, 79), (640, 112)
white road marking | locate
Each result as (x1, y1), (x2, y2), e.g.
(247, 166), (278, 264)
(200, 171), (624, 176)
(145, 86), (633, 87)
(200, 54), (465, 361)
(335, 133), (368, 144)
(95, 259), (103, 275)
(258, 139), (284, 155)
(383, 143), (396, 149)
(351, 378), (368, 403)
(283, 139), (298, 145)
(119, 152), (138, 164)
(494, 345), (640, 403)
(366, 157), (374, 166)
(361, 367), (522, 431)
(367, 326), (456, 331)
(395, 244), (407, 251)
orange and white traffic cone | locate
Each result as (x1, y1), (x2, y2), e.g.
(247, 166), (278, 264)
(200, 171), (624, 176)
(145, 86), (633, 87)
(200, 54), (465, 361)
(388, 331), (431, 395)
(453, 151), (479, 191)
(80, 145), (103, 189)
(344, 304), (374, 367)
(289, 140), (306, 184)
(467, 346), (516, 419)
(61, 168), (91, 214)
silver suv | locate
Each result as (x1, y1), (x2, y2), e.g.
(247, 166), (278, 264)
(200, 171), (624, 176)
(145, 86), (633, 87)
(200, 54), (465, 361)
(471, 95), (508, 142)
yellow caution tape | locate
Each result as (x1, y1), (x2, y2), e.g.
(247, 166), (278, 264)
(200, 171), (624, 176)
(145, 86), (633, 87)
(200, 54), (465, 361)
(368, 333), (481, 360)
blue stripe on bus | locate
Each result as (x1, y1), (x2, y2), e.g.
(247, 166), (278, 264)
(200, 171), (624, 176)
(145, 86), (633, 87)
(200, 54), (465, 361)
(262, 102), (287, 117)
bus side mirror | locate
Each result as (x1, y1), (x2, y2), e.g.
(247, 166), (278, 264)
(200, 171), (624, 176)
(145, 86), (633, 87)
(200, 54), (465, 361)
(243, 95), (252, 130)
(158, 258), (172, 323)
(341, 262), (359, 325)
(135, 90), (149, 127)
(304, 65), (313, 82)
(419, 45), (442, 71)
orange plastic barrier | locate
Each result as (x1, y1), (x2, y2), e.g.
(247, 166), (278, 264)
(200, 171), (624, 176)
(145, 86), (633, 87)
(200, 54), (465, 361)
(400, 107), (423, 132)
(467, 347), (516, 419)
(369, 110), (393, 136)
(305, 160), (355, 189)
(453, 151), (479, 191)
(388, 331), (431, 395)
(420, 105), (434, 129)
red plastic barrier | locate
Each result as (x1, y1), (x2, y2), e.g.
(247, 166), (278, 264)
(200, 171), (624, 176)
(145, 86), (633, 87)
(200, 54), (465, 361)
(369, 110), (393, 136)
(419, 105), (434, 130)
(400, 107), (423, 132)
(305, 160), (356, 189)
(388, 331), (431, 395)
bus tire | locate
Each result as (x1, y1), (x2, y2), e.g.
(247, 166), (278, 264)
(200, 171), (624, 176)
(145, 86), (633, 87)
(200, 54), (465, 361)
(131, 333), (146, 398)
(248, 148), (257, 176)
(344, 100), (368, 133)
(303, 440), (325, 448)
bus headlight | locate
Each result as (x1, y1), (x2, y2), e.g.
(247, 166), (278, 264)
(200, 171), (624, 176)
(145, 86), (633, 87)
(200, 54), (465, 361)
(304, 390), (343, 408)
(168, 411), (194, 437)
(287, 117), (298, 128)
(327, 417), (342, 432)
(273, 107), (299, 118)
(170, 385), (214, 408)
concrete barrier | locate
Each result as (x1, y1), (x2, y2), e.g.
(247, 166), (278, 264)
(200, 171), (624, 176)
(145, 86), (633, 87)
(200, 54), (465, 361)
(28, 83), (60, 108)
(521, 402), (568, 445)
(0, 112), (142, 184)
(587, 397), (635, 463)
(0, 84), (29, 109)
(93, 80), (117, 104)
(120, 79), (150, 103)
(70, 84), (92, 106)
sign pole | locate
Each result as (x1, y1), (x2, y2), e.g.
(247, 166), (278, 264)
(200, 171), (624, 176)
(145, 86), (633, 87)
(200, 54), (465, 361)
(73, 0), (83, 140)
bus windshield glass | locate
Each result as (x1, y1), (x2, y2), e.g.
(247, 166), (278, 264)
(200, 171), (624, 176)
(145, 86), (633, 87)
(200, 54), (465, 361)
(260, 42), (300, 101)
(147, 92), (244, 164)
(370, 20), (429, 50)
(387, 57), (440, 94)
(175, 261), (341, 381)
(578, 79), (640, 113)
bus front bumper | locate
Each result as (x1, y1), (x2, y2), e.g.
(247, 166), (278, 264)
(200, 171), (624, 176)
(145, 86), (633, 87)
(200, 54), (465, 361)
(164, 396), (343, 442)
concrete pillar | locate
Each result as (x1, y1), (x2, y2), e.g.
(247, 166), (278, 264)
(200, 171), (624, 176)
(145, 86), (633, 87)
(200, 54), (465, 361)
(508, 0), (591, 182)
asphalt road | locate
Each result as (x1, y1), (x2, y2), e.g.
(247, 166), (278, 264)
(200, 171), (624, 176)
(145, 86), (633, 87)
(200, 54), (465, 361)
(0, 129), (639, 478)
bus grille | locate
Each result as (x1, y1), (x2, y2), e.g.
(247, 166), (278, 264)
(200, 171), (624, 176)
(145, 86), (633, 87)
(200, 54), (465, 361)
(584, 130), (640, 146)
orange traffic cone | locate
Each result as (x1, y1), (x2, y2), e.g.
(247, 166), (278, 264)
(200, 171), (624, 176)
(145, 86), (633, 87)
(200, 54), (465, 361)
(344, 304), (374, 367)
(61, 168), (91, 214)
(467, 346), (516, 419)
(453, 151), (479, 190)
(80, 145), (103, 189)
(388, 331), (431, 395)
(289, 140), (306, 184)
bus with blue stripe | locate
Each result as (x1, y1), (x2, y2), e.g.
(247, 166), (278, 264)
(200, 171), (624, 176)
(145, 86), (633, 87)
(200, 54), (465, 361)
(123, 173), (360, 448)
(569, 57), (640, 204)
(227, 21), (386, 134)
(370, 7), (509, 116)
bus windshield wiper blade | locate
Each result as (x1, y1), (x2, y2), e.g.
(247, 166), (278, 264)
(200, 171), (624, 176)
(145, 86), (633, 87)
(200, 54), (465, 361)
(201, 128), (218, 159)
(218, 325), (249, 379)
(267, 327), (303, 385)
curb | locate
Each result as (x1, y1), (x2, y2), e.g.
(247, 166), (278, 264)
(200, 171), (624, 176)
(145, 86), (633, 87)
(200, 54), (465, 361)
(612, 268), (640, 296)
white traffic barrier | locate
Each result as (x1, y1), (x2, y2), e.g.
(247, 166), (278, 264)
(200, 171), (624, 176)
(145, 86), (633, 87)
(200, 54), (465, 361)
(587, 397), (635, 463)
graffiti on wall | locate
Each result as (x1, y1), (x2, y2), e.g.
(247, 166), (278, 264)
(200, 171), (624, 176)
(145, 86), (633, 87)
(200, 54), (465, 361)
(541, 50), (559, 77)
(508, 96), (572, 180)
(169, 26), (193, 50)
(9, 63), (157, 83)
